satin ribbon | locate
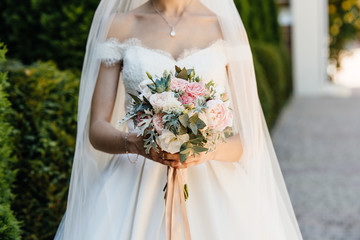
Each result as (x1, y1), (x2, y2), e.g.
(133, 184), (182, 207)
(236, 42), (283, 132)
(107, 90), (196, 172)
(165, 167), (191, 240)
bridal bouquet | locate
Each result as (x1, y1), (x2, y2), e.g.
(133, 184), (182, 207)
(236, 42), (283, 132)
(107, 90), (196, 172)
(119, 66), (233, 164)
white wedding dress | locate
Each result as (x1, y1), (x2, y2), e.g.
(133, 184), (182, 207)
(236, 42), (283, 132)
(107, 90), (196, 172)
(78, 37), (261, 240)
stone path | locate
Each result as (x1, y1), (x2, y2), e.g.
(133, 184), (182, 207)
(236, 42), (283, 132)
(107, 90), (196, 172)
(272, 94), (360, 240)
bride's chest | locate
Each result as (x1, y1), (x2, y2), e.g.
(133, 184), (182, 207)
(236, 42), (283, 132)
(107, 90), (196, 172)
(120, 41), (228, 94)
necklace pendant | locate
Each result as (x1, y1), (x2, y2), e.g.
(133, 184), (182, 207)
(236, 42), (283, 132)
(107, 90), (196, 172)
(170, 27), (176, 37)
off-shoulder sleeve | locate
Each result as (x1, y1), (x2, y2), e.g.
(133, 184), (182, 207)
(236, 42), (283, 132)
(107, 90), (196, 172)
(97, 38), (127, 67)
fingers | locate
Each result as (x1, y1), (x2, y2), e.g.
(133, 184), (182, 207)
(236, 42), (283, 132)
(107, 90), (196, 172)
(148, 149), (182, 168)
(148, 150), (207, 169)
(162, 152), (180, 161)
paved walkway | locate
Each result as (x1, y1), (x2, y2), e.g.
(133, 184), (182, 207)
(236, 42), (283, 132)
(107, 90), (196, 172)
(272, 94), (360, 240)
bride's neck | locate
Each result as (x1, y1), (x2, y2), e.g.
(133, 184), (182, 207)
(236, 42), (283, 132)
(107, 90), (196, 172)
(151, 0), (194, 16)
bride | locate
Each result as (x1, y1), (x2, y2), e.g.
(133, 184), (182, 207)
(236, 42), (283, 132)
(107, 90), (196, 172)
(54, 0), (303, 239)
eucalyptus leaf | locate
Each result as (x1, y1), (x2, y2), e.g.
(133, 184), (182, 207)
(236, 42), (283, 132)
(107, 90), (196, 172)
(119, 113), (136, 125)
(180, 152), (190, 163)
(193, 146), (208, 153)
(189, 113), (199, 125)
(196, 118), (206, 130)
(128, 93), (142, 103)
(179, 114), (189, 128)
(189, 123), (198, 135)
(177, 67), (189, 80)
(175, 65), (181, 73)
(189, 136), (204, 144)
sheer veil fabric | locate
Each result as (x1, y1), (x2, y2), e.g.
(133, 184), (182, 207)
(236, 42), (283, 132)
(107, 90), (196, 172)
(54, 0), (303, 239)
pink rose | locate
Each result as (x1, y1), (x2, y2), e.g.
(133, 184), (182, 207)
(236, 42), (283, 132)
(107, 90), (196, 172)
(152, 113), (164, 134)
(181, 93), (196, 106)
(170, 77), (188, 91)
(185, 82), (207, 97)
(205, 99), (233, 132)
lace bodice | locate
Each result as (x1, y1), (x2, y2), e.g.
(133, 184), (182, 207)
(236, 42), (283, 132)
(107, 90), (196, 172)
(98, 38), (229, 95)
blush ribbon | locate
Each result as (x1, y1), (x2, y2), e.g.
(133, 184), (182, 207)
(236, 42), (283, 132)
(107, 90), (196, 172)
(165, 167), (191, 240)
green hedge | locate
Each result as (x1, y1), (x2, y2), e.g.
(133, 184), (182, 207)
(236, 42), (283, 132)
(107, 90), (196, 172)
(0, 60), (79, 240)
(251, 42), (287, 109)
(235, 0), (282, 44)
(252, 53), (276, 126)
(0, 0), (99, 70)
(0, 43), (21, 240)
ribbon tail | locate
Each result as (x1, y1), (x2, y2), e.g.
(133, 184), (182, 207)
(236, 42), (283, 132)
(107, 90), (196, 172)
(165, 167), (191, 240)
(176, 169), (191, 240)
(165, 167), (175, 240)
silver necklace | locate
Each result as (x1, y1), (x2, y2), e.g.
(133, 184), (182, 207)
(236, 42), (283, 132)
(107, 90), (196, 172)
(151, 0), (193, 37)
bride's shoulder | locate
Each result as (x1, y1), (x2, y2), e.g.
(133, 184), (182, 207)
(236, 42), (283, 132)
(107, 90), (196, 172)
(107, 3), (152, 42)
(107, 13), (135, 42)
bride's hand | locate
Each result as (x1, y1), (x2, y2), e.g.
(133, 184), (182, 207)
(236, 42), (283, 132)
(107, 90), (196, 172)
(181, 151), (213, 168)
(128, 133), (182, 168)
(162, 151), (214, 169)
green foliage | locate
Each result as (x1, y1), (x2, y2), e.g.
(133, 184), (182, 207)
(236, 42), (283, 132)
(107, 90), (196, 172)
(252, 54), (276, 127)
(0, 205), (21, 240)
(234, 0), (282, 43)
(251, 42), (288, 110)
(0, 43), (21, 240)
(235, 0), (291, 127)
(328, 0), (360, 64)
(0, 60), (80, 240)
(0, 0), (99, 70)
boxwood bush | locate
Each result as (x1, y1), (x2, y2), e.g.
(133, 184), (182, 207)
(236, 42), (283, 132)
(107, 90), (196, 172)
(0, 60), (79, 240)
(251, 42), (288, 110)
(252, 53), (276, 127)
(0, 43), (21, 240)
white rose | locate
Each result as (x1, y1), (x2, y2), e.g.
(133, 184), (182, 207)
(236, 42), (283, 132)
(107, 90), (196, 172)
(214, 86), (225, 99)
(149, 92), (184, 114)
(139, 79), (153, 100)
(157, 129), (189, 154)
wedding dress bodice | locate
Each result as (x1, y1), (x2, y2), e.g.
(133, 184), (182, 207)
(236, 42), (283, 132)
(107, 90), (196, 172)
(98, 38), (229, 95)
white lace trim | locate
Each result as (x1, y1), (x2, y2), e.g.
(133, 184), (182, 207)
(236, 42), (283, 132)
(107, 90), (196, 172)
(97, 38), (141, 67)
(98, 37), (227, 67)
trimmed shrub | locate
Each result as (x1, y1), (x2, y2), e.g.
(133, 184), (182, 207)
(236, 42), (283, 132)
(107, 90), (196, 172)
(0, 60), (79, 240)
(235, 0), (292, 127)
(0, 205), (21, 240)
(235, 0), (282, 44)
(0, 0), (99, 70)
(252, 54), (276, 127)
(0, 43), (21, 240)
(251, 42), (288, 111)
(277, 43), (293, 98)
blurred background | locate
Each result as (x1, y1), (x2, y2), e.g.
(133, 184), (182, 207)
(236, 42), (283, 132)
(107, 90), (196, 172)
(0, 0), (359, 239)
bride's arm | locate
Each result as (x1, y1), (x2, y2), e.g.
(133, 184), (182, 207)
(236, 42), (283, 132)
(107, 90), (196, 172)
(88, 14), (165, 164)
(89, 62), (142, 154)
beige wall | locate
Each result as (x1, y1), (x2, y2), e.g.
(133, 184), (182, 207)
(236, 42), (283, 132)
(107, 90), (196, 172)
(292, 0), (329, 96)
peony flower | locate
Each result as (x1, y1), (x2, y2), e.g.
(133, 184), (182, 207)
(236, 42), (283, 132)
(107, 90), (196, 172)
(181, 93), (196, 106)
(139, 79), (154, 100)
(157, 129), (189, 154)
(205, 99), (233, 132)
(185, 82), (207, 97)
(149, 91), (184, 114)
(169, 77), (188, 91)
(152, 113), (164, 134)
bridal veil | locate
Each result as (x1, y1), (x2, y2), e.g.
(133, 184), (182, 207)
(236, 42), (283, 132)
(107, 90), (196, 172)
(54, 0), (303, 239)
